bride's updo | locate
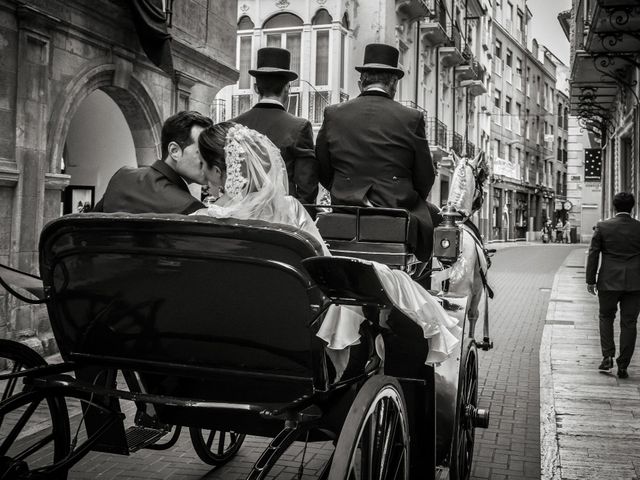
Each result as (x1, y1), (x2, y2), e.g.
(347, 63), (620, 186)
(198, 121), (235, 172)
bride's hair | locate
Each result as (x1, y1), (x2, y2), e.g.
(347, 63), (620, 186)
(198, 121), (235, 171)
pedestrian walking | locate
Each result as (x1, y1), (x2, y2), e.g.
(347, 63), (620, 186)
(563, 219), (571, 244)
(541, 220), (552, 243)
(587, 192), (640, 378)
(555, 219), (564, 243)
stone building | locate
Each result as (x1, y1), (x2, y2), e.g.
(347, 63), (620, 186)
(563, 0), (639, 224)
(486, 0), (566, 242)
(0, 0), (238, 350)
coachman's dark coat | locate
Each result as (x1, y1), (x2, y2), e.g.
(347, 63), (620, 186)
(315, 90), (437, 260)
(233, 104), (318, 205)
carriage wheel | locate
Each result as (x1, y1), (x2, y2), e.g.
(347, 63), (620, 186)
(449, 342), (478, 480)
(0, 340), (70, 480)
(189, 427), (246, 466)
(329, 375), (410, 480)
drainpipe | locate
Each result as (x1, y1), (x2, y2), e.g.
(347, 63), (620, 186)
(436, 46), (440, 145)
(415, 19), (421, 105)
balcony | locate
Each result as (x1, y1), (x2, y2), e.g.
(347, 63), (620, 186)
(466, 141), (476, 157)
(449, 131), (464, 155)
(440, 24), (464, 68)
(399, 100), (428, 122)
(456, 58), (483, 81)
(426, 117), (448, 152)
(421, 0), (448, 47)
(309, 91), (330, 125)
(461, 79), (487, 96)
(232, 94), (252, 117)
(396, 0), (431, 22)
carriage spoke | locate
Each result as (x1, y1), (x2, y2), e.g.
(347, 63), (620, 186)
(0, 397), (42, 456)
(218, 430), (226, 455)
(206, 430), (215, 450)
(379, 401), (400, 479)
(2, 362), (23, 402)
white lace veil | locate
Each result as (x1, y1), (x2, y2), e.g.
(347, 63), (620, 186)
(206, 124), (289, 220)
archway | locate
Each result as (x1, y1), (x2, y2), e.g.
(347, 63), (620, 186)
(61, 90), (136, 212)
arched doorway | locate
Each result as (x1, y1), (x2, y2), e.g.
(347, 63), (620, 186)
(61, 90), (136, 213)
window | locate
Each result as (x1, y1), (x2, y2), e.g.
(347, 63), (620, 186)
(238, 36), (252, 89)
(505, 96), (512, 114)
(516, 57), (522, 74)
(263, 13), (304, 87)
(315, 30), (329, 85)
(506, 49), (513, 67)
(238, 16), (254, 31)
(494, 89), (502, 108)
(495, 39), (502, 59)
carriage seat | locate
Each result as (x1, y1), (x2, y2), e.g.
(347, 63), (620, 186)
(316, 206), (419, 269)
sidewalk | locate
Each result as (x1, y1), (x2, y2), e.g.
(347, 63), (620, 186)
(541, 248), (640, 480)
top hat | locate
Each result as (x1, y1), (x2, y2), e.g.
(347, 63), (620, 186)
(248, 47), (298, 81)
(355, 43), (405, 79)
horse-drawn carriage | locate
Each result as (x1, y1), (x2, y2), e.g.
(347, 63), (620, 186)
(0, 155), (492, 480)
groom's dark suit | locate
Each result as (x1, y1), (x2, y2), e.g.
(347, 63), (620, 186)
(233, 102), (318, 204)
(93, 160), (203, 214)
(587, 213), (640, 369)
(316, 90), (437, 260)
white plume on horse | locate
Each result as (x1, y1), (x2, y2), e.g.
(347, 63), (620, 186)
(447, 151), (489, 220)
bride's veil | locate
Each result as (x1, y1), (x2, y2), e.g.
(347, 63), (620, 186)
(209, 124), (289, 220)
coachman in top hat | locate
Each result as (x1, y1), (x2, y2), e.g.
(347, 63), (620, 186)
(232, 47), (318, 205)
(316, 43), (438, 262)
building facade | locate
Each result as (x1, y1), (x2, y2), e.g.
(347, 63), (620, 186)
(486, 0), (567, 242)
(0, 0), (239, 349)
(218, 0), (491, 213)
(564, 0), (640, 222)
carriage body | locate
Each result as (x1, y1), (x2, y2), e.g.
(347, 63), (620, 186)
(0, 210), (488, 479)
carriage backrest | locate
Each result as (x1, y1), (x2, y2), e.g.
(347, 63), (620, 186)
(39, 214), (329, 390)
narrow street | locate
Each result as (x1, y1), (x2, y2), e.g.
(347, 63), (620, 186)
(30, 243), (578, 479)
(471, 244), (582, 480)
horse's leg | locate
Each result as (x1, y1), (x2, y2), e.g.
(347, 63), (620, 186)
(466, 265), (483, 339)
(448, 231), (479, 336)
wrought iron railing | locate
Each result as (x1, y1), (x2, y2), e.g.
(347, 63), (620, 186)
(427, 0), (447, 30)
(449, 23), (462, 50)
(309, 91), (331, 124)
(340, 91), (349, 103)
(450, 131), (464, 155)
(466, 141), (476, 157)
(426, 117), (447, 148)
(232, 94), (252, 117)
(399, 100), (428, 123)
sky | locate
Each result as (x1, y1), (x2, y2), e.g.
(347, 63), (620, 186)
(526, 0), (572, 66)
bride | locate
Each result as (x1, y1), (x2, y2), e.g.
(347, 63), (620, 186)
(194, 122), (460, 365)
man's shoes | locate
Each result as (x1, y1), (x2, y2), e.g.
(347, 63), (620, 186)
(598, 356), (614, 370)
(618, 368), (629, 379)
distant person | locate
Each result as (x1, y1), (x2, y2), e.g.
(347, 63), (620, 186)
(541, 220), (552, 243)
(555, 219), (564, 243)
(587, 192), (640, 378)
(93, 111), (212, 214)
(563, 219), (571, 244)
(232, 47), (318, 205)
(76, 201), (84, 213)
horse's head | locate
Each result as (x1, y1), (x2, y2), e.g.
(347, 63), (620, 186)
(447, 151), (488, 218)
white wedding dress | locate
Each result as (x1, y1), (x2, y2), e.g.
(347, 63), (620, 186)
(193, 124), (461, 371)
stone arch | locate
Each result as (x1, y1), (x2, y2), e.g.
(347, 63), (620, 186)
(48, 60), (163, 174)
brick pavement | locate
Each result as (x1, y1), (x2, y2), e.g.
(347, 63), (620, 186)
(3, 243), (579, 479)
(471, 244), (582, 480)
(541, 248), (640, 480)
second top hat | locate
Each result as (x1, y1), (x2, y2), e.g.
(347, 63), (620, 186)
(355, 43), (405, 79)
(248, 47), (298, 81)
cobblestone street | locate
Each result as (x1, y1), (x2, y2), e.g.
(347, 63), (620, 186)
(471, 244), (581, 480)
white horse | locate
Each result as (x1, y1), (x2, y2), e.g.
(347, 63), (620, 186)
(444, 151), (493, 344)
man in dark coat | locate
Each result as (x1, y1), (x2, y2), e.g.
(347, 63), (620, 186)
(233, 47), (318, 205)
(93, 110), (213, 214)
(587, 192), (640, 378)
(316, 43), (437, 260)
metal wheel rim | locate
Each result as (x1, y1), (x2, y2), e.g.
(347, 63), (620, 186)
(455, 352), (478, 480)
(345, 386), (409, 480)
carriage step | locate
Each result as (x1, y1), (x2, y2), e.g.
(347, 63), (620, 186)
(125, 425), (169, 452)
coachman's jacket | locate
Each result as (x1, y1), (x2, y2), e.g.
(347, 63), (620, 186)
(233, 103), (319, 205)
(316, 90), (437, 260)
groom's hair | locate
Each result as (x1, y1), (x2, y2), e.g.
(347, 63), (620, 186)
(254, 75), (289, 97)
(161, 111), (213, 160)
(199, 121), (236, 170)
(613, 192), (634, 213)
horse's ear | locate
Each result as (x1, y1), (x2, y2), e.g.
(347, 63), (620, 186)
(470, 151), (484, 168)
(451, 151), (460, 167)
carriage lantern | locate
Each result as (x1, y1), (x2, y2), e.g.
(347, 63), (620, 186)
(433, 205), (462, 264)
